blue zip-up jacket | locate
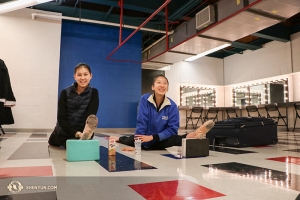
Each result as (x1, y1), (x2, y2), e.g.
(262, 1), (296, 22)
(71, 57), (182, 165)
(135, 93), (179, 147)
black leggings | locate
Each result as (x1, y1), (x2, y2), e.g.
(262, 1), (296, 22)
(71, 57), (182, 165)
(48, 130), (94, 148)
(118, 134), (188, 150)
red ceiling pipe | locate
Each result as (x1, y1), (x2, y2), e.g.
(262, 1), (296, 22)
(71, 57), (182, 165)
(118, 0), (123, 44)
(106, 0), (263, 64)
(106, 0), (171, 62)
(165, 0), (168, 50)
(144, 0), (263, 63)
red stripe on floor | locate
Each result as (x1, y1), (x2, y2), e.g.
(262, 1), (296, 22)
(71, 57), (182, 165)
(129, 179), (225, 199)
(266, 156), (300, 165)
(0, 166), (53, 178)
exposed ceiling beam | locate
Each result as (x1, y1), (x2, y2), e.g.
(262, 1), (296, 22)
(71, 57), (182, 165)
(82, 0), (164, 16)
(231, 42), (262, 51)
(252, 24), (290, 43)
(103, 6), (113, 21)
(168, 0), (200, 21)
(32, 3), (164, 29)
(223, 49), (243, 55)
(248, 38), (272, 46)
(292, 23), (300, 35)
(206, 51), (233, 59)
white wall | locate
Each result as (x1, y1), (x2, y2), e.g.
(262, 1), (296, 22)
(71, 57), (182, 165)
(224, 41), (293, 85)
(291, 32), (300, 73)
(0, 9), (61, 130)
(223, 32), (300, 105)
(165, 56), (224, 105)
(292, 73), (300, 101)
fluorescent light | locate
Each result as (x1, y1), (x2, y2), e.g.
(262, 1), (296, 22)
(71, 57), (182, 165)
(0, 0), (51, 14)
(184, 43), (231, 61)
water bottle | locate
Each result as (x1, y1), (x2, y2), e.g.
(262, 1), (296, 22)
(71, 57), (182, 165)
(135, 138), (141, 155)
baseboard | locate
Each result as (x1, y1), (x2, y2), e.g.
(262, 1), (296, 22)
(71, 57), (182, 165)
(0, 128), (136, 133)
(1, 128), (53, 133)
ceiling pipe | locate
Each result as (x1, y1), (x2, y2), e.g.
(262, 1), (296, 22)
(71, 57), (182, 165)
(143, 0), (207, 54)
(31, 13), (173, 34)
(142, 31), (174, 53)
(144, 0), (264, 63)
(119, 0), (123, 44)
(106, 0), (172, 62)
(165, 0), (169, 51)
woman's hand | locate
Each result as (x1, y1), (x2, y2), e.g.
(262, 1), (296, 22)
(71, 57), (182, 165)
(75, 131), (83, 138)
(135, 135), (153, 143)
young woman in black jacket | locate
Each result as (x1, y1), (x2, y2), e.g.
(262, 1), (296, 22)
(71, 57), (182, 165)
(48, 63), (99, 148)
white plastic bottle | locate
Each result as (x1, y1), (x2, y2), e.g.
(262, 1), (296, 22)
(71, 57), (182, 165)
(135, 139), (141, 155)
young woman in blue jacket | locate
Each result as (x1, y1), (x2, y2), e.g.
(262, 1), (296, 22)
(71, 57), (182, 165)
(110, 75), (214, 150)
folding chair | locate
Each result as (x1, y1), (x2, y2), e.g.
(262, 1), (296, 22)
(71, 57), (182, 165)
(0, 125), (5, 135)
(225, 107), (239, 119)
(203, 107), (219, 122)
(0, 125), (4, 149)
(246, 105), (262, 117)
(293, 102), (300, 131)
(265, 104), (288, 131)
(185, 107), (203, 129)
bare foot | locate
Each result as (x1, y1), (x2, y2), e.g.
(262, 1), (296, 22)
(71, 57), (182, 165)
(195, 120), (215, 139)
(109, 135), (120, 142)
(121, 147), (135, 151)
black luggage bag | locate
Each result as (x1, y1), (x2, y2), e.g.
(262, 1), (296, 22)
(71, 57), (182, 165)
(206, 117), (278, 147)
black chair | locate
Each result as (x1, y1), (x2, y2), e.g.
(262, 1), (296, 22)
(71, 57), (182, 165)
(246, 105), (262, 117)
(185, 107), (203, 129)
(203, 107), (219, 122)
(265, 104), (288, 131)
(293, 102), (300, 131)
(225, 107), (238, 119)
(0, 125), (4, 149)
(0, 125), (5, 135)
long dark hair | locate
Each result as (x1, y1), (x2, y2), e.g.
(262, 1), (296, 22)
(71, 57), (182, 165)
(152, 75), (169, 85)
(74, 63), (91, 74)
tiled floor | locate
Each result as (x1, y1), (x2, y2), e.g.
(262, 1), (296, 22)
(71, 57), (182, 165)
(0, 130), (300, 199)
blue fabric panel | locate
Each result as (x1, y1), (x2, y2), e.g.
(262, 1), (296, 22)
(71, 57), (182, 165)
(59, 20), (142, 128)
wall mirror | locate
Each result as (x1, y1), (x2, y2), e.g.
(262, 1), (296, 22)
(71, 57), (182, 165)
(233, 88), (249, 107)
(233, 78), (289, 106)
(268, 80), (288, 104)
(200, 89), (215, 107)
(180, 87), (198, 106)
(180, 86), (216, 107)
(249, 85), (264, 105)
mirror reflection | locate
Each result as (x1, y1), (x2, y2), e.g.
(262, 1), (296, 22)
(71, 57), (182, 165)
(180, 86), (216, 107)
(268, 81), (286, 104)
(234, 88), (249, 107)
(200, 89), (215, 107)
(233, 79), (289, 106)
(180, 87), (198, 106)
(249, 85), (264, 105)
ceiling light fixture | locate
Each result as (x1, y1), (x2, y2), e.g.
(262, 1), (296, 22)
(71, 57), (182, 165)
(184, 43), (231, 62)
(0, 0), (51, 14)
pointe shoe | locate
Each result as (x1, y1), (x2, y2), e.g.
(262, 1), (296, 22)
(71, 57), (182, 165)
(195, 120), (215, 139)
(80, 115), (98, 140)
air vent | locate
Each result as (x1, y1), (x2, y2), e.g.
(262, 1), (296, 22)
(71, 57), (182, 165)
(196, 5), (215, 31)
